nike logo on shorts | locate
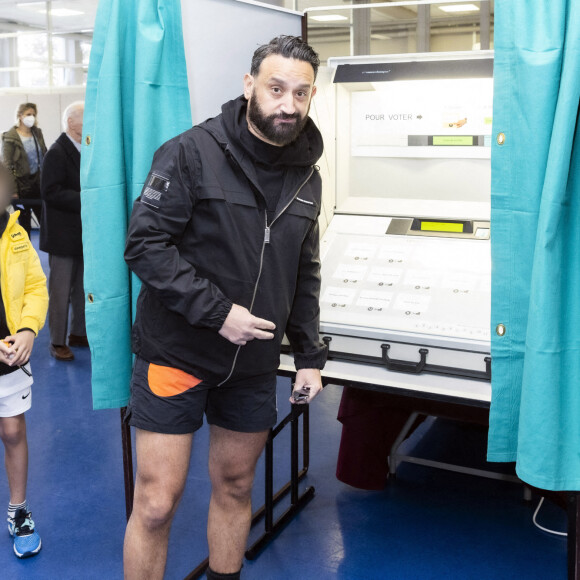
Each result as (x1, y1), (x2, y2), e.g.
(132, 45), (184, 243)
(21, 391), (30, 400)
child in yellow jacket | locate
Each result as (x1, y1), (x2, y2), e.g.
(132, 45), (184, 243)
(0, 162), (48, 558)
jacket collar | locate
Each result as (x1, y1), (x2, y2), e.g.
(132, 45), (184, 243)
(0, 212), (20, 239)
(198, 96), (322, 213)
(2, 126), (44, 151)
(56, 132), (81, 169)
(200, 96), (323, 162)
(7, 211), (20, 232)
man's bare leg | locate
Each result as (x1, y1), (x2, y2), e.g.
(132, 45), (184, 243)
(207, 425), (269, 574)
(124, 428), (193, 580)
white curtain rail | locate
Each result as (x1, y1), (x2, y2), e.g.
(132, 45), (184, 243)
(304, 0), (489, 14)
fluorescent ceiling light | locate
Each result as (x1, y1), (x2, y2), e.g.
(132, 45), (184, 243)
(439, 3), (480, 12)
(16, 2), (44, 8)
(310, 14), (348, 22)
(50, 8), (84, 16)
(16, 3), (84, 16)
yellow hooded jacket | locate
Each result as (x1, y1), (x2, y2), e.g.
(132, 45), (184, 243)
(0, 211), (48, 336)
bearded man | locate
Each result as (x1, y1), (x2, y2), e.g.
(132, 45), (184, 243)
(123, 36), (327, 580)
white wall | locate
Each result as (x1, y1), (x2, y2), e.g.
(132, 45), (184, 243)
(0, 89), (85, 154)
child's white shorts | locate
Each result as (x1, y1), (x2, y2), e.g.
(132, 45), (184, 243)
(0, 365), (33, 417)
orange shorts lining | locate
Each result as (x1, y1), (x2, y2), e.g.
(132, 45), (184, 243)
(147, 363), (203, 397)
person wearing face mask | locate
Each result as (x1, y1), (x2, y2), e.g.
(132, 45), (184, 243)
(40, 101), (87, 362)
(1, 103), (47, 236)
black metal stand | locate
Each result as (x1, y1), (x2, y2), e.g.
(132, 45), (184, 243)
(569, 492), (580, 580)
(246, 402), (314, 559)
(184, 394), (313, 580)
(120, 407), (134, 522)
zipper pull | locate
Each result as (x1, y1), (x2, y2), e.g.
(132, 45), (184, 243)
(264, 226), (271, 244)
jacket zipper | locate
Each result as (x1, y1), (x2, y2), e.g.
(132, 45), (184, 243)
(218, 165), (316, 386)
(218, 213), (269, 386)
(266, 166), (315, 233)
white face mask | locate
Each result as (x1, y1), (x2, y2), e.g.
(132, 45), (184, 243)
(22, 115), (36, 128)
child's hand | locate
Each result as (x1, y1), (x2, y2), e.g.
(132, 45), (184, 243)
(0, 340), (15, 365)
(4, 331), (35, 366)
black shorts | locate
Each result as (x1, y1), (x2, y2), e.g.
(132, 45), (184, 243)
(126, 356), (278, 435)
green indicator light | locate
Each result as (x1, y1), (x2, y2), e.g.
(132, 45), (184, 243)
(484, 116), (493, 125)
(421, 221), (464, 233)
(433, 136), (474, 146)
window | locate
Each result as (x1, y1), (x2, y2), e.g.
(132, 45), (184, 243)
(0, 0), (94, 91)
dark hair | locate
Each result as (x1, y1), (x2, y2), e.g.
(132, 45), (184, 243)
(251, 35), (320, 80)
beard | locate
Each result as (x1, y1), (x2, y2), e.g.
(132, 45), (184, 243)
(247, 89), (309, 146)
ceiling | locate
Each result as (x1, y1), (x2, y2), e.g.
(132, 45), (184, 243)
(299, 0), (494, 26)
(0, 0), (494, 37)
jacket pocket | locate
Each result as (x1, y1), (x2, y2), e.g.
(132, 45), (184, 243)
(196, 187), (258, 209)
(285, 197), (319, 221)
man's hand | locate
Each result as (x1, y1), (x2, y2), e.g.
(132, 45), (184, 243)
(4, 331), (35, 366)
(289, 368), (323, 405)
(219, 304), (276, 346)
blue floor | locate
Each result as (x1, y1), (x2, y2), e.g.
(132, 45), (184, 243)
(0, 231), (568, 579)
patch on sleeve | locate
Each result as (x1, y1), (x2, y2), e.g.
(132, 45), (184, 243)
(11, 241), (29, 253)
(141, 172), (171, 209)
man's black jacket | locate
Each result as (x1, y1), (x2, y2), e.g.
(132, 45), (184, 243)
(40, 132), (83, 256)
(125, 96), (327, 385)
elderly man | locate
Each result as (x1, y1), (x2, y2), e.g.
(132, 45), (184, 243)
(40, 101), (87, 362)
(123, 36), (326, 580)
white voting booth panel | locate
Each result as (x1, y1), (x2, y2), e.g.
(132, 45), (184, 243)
(180, 0), (302, 125)
(317, 52), (494, 383)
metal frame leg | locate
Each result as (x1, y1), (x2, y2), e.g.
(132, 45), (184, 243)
(569, 492), (580, 580)
(121, 407), (134, 522)
(389, 412), (422, 476)
(389, 412), (524, 487)
(245, 402), (315, 559)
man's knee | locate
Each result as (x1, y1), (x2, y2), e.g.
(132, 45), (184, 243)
(210, 464), (256, 503)
(133, 477), (183, 530)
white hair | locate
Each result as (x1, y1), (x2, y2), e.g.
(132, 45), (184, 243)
(62, 101), (84, 132)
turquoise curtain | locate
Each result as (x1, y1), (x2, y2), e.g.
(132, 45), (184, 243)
(488, 0), (580, 489)
(80, 0), (192, 410)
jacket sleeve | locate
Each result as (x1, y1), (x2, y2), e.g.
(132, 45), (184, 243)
(285, 218), (328, 370)
(1, 139), (18, 196)
(19, 244), (49, 335)
(40, 146), (81, 213)
(2, 136), (15, 166)
(124, 138), (233, 331)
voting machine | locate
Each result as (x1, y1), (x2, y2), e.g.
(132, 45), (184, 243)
(314, 51), (494, 382)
